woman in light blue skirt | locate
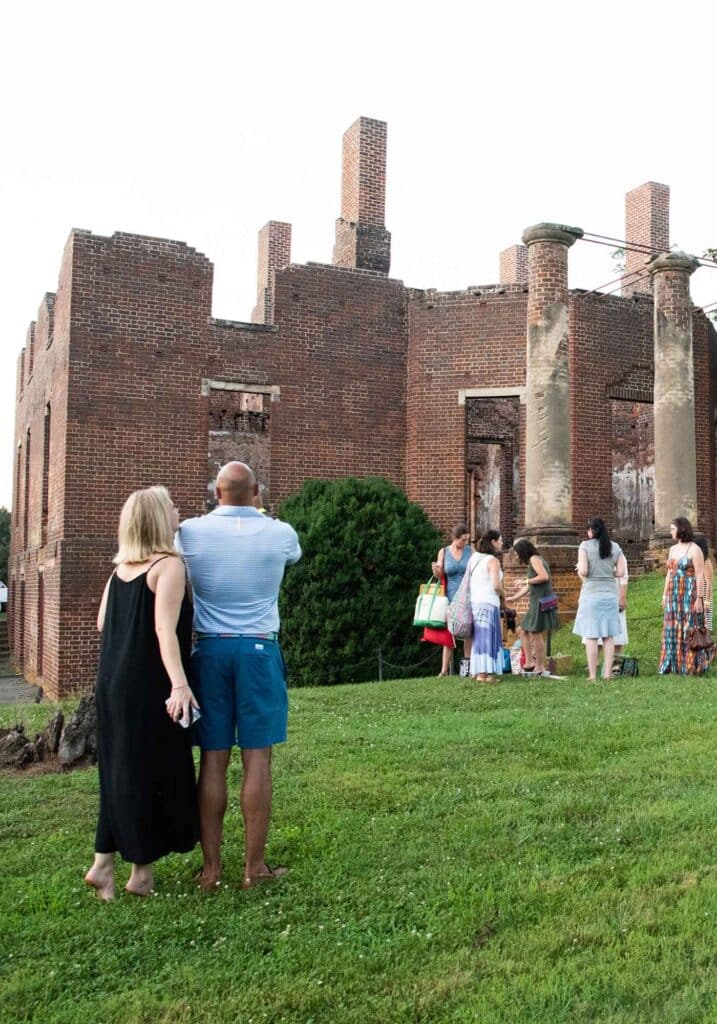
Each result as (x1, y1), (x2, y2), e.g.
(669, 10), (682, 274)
(573, 516), (628, 681)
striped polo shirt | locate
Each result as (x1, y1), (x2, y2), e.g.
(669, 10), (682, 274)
(176, 506), (302, 635)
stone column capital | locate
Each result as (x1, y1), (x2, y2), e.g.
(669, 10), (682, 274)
(647, 251), (700, 276)
(521, 223), (584, 248)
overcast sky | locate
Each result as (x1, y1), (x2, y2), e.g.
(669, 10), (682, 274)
(2, 0), (716, 510)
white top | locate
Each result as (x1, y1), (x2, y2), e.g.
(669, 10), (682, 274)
(467, 552), (502, 608)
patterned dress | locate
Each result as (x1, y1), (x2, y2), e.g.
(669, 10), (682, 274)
(659, 556), (710, 676)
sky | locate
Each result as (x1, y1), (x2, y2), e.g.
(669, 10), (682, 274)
(2, 0), (716, 510)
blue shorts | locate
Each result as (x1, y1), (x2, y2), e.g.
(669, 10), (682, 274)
(191, 637), (288, 751)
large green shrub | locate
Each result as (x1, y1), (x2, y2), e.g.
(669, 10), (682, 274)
(278, 477), (443, 686)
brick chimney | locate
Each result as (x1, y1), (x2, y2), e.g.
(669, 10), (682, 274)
(251, 221), (292, 324)
(332, 117), (391, 274)
(622, 182), (670, 297)
(499, 245), (528, 286)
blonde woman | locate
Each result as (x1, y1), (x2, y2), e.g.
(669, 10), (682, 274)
(84, 487), (200, 901)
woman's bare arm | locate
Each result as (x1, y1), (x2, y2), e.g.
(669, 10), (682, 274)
(577, 547), (589, 581)
(691, 544), (706, 607)
(528, 555), (549, 584)
(488, 556), (504, 596)
(97, 577), (112, 632)
(662, 554), (673, 606)
(615, 554), (628, 610)
(152, 558), (198, 722)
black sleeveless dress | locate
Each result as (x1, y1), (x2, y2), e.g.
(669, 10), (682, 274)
(94, 561), (200, 863)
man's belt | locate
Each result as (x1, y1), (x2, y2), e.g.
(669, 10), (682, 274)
(195, 631), (278, 641)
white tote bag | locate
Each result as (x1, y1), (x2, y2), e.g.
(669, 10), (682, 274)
(413, 580), (449, 628)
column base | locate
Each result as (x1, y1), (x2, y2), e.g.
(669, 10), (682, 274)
(504, 532), (582, 615)
(645, 531), (672, 575)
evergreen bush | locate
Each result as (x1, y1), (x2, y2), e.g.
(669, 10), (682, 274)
(278, 477), (443, 686)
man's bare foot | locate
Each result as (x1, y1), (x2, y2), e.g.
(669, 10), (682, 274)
(84, 865), (115, 902)
(194, 867), (222, 892)
(241, 864), (288, 890)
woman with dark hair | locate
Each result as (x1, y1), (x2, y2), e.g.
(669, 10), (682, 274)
(659, 517), (708, 674)
(573, 517), (627, 681)
(466, 529), (504, 682)
(429, 523), (473, 676)
(507, 538), (558, 677)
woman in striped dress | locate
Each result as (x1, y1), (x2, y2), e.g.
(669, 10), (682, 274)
(659, 517), (708, 675)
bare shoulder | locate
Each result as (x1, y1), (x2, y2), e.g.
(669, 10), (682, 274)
(149, 554), (185, 591)
(156, 554), (184, 577)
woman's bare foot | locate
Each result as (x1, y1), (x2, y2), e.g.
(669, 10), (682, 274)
(126, 866), (154, 896)
(125, 878), (154, 896)
(84, 863), (115, 902)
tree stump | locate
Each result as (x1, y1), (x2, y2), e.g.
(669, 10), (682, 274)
(58, 694), (97, 767)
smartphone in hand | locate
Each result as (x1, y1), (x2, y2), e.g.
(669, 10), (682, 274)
(165, 699), (202, 729)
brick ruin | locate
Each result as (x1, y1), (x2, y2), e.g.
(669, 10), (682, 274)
(9, 116), (717, 696)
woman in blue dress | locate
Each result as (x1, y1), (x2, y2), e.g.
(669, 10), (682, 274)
(431, 523), (474, 676)
(573, 516), (628, 681)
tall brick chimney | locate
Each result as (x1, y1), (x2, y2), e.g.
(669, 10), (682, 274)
(622, 182), (670, 297)
(251, 221), (292, 324)
(499, 245), (528, 286)
(332, 117), (391, 274)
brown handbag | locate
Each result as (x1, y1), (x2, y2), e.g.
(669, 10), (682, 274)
(688, 612), (715, 652)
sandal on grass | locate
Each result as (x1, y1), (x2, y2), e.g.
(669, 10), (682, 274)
(242, 865), (289, 891)
(193, 866), (222, 891)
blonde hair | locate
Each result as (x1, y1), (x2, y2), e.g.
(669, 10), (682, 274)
(114, 486), (179, 564)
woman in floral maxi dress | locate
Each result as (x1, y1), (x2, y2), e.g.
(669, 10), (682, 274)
(659, 517), (709, 675)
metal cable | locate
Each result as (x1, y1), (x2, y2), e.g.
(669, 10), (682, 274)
(581, 232), (717, 270)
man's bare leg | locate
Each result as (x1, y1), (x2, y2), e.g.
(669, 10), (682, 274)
(198, 749), (232, 888)
(241, 746), (274, 882)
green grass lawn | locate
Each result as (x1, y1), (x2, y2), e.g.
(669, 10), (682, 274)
(5, 573), (717, 1023)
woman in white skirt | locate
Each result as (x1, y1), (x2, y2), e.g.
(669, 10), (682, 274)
(467, 529), (504, 682)
(573, 517), (628, 681)
(581, 568), (629, 669)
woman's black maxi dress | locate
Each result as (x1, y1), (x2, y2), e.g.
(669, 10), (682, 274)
(94, 559), (199, 863)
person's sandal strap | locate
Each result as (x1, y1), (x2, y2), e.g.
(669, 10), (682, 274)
(241, 865), (289, 890)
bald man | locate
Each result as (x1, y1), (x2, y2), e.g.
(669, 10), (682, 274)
(177, 462), (301, 890)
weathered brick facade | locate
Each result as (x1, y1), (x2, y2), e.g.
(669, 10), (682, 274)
(10, 117), (717, 696)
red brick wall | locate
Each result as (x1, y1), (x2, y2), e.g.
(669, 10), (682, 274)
(693, 312), (716, 543)
(406, 287), (528, 538)
(9, 232), (73, 689)
(11, 238), (410, 694)
(9, 223), (717, 696)
(213, 263), (408, 505)
(569, 292), (655, 534)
